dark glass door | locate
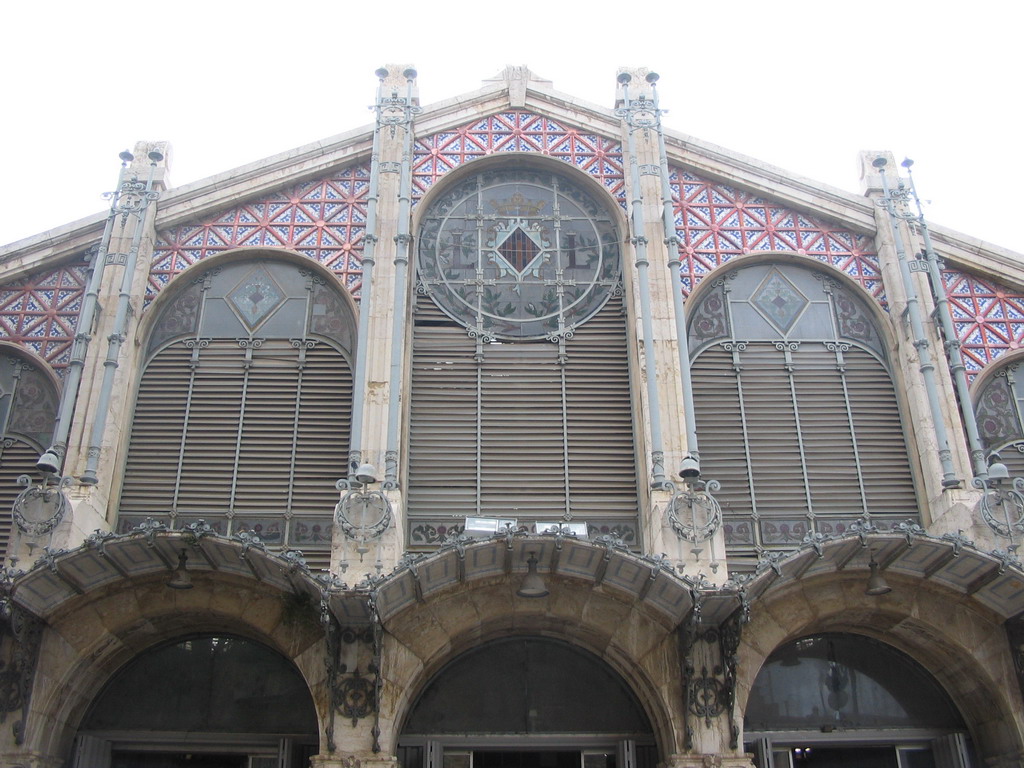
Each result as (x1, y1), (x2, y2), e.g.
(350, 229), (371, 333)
(111, 753), (247, 768)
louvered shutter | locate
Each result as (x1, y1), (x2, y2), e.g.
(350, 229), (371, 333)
(408, 294), (639, 545)
(0, 439), (38, 555)
(114, 260), (356, 570)
(694, 340), (917, 557)
(121, 337), (351, 570)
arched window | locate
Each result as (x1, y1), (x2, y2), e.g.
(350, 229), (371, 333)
(399, 637), (656, 768)
(407, 167), (639, 546)
(974, 357), (1024, 475)
(688, 262), (917, 565)
(745, 633), (969, 767)
(76, 634), (318, 767)
(119, 258), (355, 568)
(0, 349), (58, 556)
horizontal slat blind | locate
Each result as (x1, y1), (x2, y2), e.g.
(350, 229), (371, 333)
(408, 294), (638, 540)
(121, 337), (350, 569)
(565, 299), (638, 515)
(693, 340), (917, 555)
(0, 439), (38, 557)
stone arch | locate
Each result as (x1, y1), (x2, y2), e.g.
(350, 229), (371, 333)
(24, 569), (330, 760)
(378, 575), (685, 760)
(969, 347), (1024, 398)
(736, 570), (1024, 764)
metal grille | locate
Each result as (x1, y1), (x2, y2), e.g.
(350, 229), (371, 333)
(695, 342), (917, 559)
(120, 260), (355, 571)
(0, 439), (38, 557)
(688, 264), (916, 564)
(406, 294), (639, 547)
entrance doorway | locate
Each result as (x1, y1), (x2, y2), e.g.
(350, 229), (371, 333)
(110, 752), (248, 768)
(73, 635), (319, 768)
(745, 635), (973, 768)
(398, 638), (657, 768)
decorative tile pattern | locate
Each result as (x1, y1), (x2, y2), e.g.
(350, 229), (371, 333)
(943, 268), (1024, 380)
(669, 168), (885, 304)
(412, 112), (626, 204)
(150, 162), (371, 301)
(0, 260), (89, 373)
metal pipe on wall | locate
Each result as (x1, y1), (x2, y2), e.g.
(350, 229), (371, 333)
(37, 155), (134, 476)
(345, 69), (389, 482)
(383, 69), (418, 489)
(81, 153), (163, 484)
(649, 74), (701, 479)
(902, 160), (988, 480)
(874, 157), (960, 489)
(618, 73), (668, 489)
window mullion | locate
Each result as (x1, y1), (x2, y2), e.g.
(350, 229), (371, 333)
(829, 341), (869, 517)
(172, 338), (207, 515)
(229, 338), (260, 521)
(725, 341), (759, 543)
(778, 341), (815, 522)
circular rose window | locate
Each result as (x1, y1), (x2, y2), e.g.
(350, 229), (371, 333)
(417, 168), (621, 340)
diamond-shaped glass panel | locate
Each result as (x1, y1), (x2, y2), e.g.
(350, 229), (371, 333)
(751, 269), (809, 333)
(497, 227), (541, 274)
(228, 267), (286, 331)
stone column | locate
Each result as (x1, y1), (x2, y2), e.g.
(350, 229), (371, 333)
(860, 151), (983, 539)
(615, 69), (724, 580)
(54, 142), (170, 553)
(333, 65), (416, 578)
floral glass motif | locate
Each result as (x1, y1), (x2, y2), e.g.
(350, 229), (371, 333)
(412, 111), (626, 205)
(227, 267), (286, 332)
(751, 269), (809, 333)
(975, 372), (1020, 449)
(668, 167), (885, 306)
(150, 162), (370, 302)
(417, 169), (621, 340)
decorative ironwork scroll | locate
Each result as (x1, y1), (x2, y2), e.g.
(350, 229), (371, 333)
(0, 603), (43, 745)
(322, 606), (382, 753)
(680, 607), (744, 750)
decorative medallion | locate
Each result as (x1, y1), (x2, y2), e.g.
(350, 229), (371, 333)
(417, 170), (620, 340)
(751, 269), (809, 333)
(227, 266), (286, 331)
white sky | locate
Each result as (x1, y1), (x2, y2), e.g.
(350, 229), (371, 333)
(3, 1), (1020, 254)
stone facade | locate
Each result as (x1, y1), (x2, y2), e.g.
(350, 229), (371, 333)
(1, 66), (1023, 768)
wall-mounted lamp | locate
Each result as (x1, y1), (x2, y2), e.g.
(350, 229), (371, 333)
(167, 550), (193, 590)
(336, 464), (392, 573)
(517, 552), (548, 598)
(865, 553), (891, 596)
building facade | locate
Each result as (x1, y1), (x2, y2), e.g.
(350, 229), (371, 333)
(1, 66), (1023, 768)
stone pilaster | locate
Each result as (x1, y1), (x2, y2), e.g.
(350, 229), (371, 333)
(333, 65), (416, 576)
(860, 150), (976, 523)
(54, 141), (170, 552)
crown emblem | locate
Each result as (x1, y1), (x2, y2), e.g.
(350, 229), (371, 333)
(489, 192), (547, 217)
